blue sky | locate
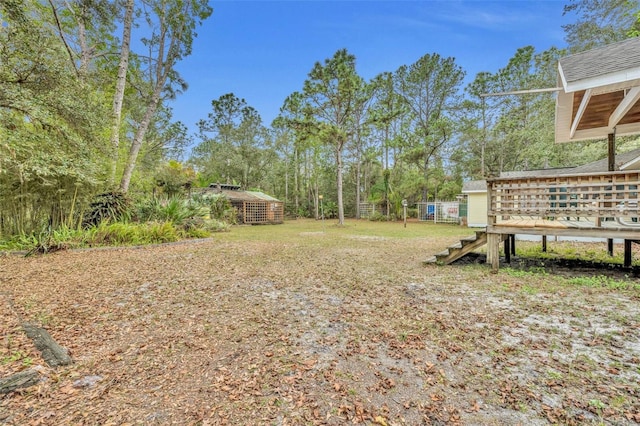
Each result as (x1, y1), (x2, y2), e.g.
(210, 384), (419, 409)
(172, 1), (571, 135)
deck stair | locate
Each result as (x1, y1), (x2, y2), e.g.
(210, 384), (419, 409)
(425, 230), (490, 265)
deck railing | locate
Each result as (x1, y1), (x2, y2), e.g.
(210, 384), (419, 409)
(487, 171), (640, 223)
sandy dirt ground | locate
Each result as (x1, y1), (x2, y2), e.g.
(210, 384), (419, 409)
(1, 221), (639, 425)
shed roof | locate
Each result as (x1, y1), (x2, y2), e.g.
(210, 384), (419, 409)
(570, 146), (640, 173)
(555, 37), (640, 143)
(220, 190), (281, 203)
(468, 148), (640, 193)
(202, 184), (282, 203)
(462, 180), (487, 193)
(500, 167), (577, 179)
(245, 191), (281, 202)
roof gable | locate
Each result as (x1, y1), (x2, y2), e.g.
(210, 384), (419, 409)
(555, 37), (640, 143)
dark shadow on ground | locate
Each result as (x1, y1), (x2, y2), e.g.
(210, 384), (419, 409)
(452, 252), (640, 279)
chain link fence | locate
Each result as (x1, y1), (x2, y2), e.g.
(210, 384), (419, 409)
(416, 201), (465, 224)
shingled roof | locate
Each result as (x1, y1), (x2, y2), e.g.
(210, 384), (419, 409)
(571, 147), (640, 173)
(558, 38), (640, 88)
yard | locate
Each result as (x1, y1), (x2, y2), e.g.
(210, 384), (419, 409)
(1, 219), (639, 425)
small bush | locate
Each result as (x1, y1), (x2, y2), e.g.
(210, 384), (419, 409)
(368, 212), (396, 222)
(192, 193), (235, 223)
(322, 201), (338, 219)
(203, 219), (230, 233)
(147, 221), (179, 243)
(26, 227), (76, 256)
(155, 198), (199, 225)
(135, 197), (201, 225)
(88, 221), (143, 245)
(179, 227), (211, 239)
(0, 234), (39, 251)
(83, 192), (131, 228)
(85, 221), (183, 246)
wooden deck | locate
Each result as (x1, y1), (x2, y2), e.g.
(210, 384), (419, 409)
(494, 218), (640, 239)
(486, 171), (640, 270)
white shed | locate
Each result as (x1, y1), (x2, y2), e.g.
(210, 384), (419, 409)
(461, 180), (487, 227)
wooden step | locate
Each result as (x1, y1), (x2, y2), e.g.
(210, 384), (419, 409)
(429, 231), (489, 265)
(460, 237), (476, 247)
(424, 255), (438, 264)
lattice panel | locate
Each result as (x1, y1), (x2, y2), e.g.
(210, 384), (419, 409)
(488, 171), (640, 219)
(242, 202), (283, 224)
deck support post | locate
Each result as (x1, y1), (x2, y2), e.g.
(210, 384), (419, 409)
(487, 233), (501, 273)
(624, 240), (632, 268)
(510, 234), (516, 256)
(607, 131), (616, 258)
(504, 236), (511, 263)
(608, 132), (616, 172)
(542, 235), (547, 253)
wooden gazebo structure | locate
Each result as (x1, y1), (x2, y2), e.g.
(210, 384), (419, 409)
(486, 37), (640, 271)
(205, 183), (284, 225)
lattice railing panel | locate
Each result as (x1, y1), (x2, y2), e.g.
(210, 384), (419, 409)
(488, 171), (640, 220)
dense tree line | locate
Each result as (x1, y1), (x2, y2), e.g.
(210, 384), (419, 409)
(1, 0), (639, 239)
(0, 0), (211, 238)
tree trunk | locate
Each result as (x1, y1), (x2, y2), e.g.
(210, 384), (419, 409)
(314, 179), (319, 220)
(22, 322), (72, 367)
(384, 126), (389, 170)
(76, 5), (90, 76)
(355, 155), (361, 220)
(423, 155), (429, 203)
(481, 143), (486, 177)
(119, 89), (162, 193)
(336, 148), (345, 225)
(481, 97), (487, 177)
(0, 369), (40, 394)
(109, 0), (134, 187)
(284, 156), (289, 207)
(118, 20), (177, 193)
(117, 5), (203, 193)
(294, 147), (299, 214)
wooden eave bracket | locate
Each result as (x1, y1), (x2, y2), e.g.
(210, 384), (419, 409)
(608, 86), (640, 129)
(570, 88), (592, 139)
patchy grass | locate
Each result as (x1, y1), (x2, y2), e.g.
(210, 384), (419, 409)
(0, 219), (639, 425)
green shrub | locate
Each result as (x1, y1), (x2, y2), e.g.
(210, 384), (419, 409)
(157, 198), (198, 224)
(179, 227), (211, 239)
(368, 212), (385, 221)
(368, 212), (396, 222)
(0, 234), (39, 251)
(147, 221), (179, 243)
(88, 221), (142, 245)
(322, 201), (338, 219)
(192, 193), (235, 223)
(82, 192), (131, 228)
(85, 221), (183, 246)
(203, 219), (230, 233)
(26, 227), (75, 255)
(135, 197), (201, 225)
(208, 194), (232, 220)
(134, 198), (161, 222)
